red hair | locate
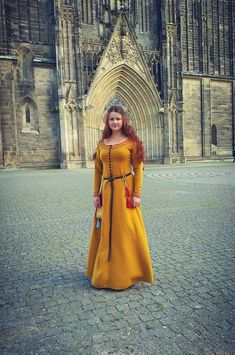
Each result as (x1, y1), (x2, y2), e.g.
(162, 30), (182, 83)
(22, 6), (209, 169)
(93, 106), (145, 162)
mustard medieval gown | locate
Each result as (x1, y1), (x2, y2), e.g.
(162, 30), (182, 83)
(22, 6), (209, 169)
(86, 138), (154, 290)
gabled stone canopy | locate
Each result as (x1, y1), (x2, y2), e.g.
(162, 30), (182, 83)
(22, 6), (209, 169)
(84, 10), (163, 162)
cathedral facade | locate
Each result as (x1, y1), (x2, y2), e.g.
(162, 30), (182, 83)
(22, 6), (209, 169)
(0, 0), (234, 168)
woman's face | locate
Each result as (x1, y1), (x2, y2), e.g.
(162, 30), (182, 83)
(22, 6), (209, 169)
(108, 111), (123, 132)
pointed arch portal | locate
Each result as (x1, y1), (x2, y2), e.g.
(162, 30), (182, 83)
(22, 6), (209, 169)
(84, 64), (163, 162)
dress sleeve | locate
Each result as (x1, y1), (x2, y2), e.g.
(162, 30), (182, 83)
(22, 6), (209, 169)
(131, 141), (144, 198)
(93, 144), (103, 197)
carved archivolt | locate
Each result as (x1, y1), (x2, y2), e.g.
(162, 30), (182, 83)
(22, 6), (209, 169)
(105, 96), (128, 113)
(84, 63), (163, 160)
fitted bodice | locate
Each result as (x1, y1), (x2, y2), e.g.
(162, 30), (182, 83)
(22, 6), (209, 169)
(99, 139), (132, 177)
(94, 138), (143, 198)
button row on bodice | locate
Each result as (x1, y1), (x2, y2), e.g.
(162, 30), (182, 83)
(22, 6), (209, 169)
(109, 145), (112, 176)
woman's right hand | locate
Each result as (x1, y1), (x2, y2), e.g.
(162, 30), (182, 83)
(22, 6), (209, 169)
(93, 196), (100, 208)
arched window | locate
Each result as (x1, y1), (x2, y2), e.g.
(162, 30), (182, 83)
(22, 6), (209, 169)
(21, 97), (39, 134)
(193, 0), (200, 21)
(211, 124), (217, 146)
(25, 106), (31, 123)
(81, 0), (93, 24)
(139, 0), (150, 32)
(23, 55), (28, 80)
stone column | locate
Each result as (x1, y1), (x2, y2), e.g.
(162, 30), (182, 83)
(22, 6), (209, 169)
(162, 23), (178, 164)
(54, 1), (67, 167)
(72, 110), (79, 157)
(61, 7), (76, 82)
(77, 96), (87, 167)
(162, 105), (171, 164)
(54, 1), (81, 168)
(161, 0), (185, 164)
(177, 102), (186, 163)
(202, 78), (211, 157)
(232, 81), (235, 158)
(0, 59), (19, 167)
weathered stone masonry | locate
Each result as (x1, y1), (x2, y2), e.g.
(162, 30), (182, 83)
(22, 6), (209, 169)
(0, 0), (234, 168)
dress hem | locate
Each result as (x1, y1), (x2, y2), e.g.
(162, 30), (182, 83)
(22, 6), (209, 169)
(86, 274), (154, 291)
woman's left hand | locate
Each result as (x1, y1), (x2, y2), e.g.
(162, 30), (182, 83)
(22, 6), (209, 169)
(132, 197), (141, 208)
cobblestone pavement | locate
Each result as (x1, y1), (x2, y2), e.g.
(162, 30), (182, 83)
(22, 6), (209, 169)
(0, 162), (235, 355)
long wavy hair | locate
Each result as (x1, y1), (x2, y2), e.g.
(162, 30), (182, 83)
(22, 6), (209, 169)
(93, 105), (145, 162)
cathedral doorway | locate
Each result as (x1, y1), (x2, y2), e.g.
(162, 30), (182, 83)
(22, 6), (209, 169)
(84, 63), (163, 163)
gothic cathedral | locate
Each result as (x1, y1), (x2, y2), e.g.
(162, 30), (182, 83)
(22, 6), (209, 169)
(0, 0), (234, 168)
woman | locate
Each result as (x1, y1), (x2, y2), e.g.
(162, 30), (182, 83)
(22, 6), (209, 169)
(86, 106), (154, 290)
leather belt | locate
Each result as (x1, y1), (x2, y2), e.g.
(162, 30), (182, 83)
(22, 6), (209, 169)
(103, 171), (132, 261)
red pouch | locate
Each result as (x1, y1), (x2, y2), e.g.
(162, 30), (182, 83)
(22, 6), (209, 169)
(125, 186), (133, 208)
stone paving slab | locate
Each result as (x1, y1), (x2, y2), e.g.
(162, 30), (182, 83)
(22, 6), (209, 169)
(0, 162), (235, 354)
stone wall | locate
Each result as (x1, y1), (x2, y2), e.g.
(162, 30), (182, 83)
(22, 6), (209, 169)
(183, 76), (234, 159)
(180, 0), (234, 77)
(183, 78), (202, 157)
(0, 57), (60, 168)
(0, 0), (59, 169)
(0, 59), (19, 167)
(0, 1), (234, 168)
(210, 80), (233, 156)
(17, 65), (60, 168)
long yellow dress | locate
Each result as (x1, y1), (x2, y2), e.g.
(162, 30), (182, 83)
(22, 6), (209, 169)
(86, 138), (154, 290)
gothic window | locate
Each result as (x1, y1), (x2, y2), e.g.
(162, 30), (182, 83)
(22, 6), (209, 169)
(21, 97), (39, 134)
(81, 0), (94, 24)
(152, 61), (157, 83)
(193, 0), (200, 21)
(170, 110), (178, 153)
(19, 47), (33, 84)
(209, 45), (214, 63)
(23, 56), (29, 80)
(149, 56), (159, 87)
(146, 52), (161, 93)
(25, 106), (31, 122)
(139, 0), (150, 32)
(211, 124), (217, 146)
(171, 0), (175, 22)
(84, 51), (99, 93)
(130, 0), (137, 26)
(157, 61), (162, 93)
